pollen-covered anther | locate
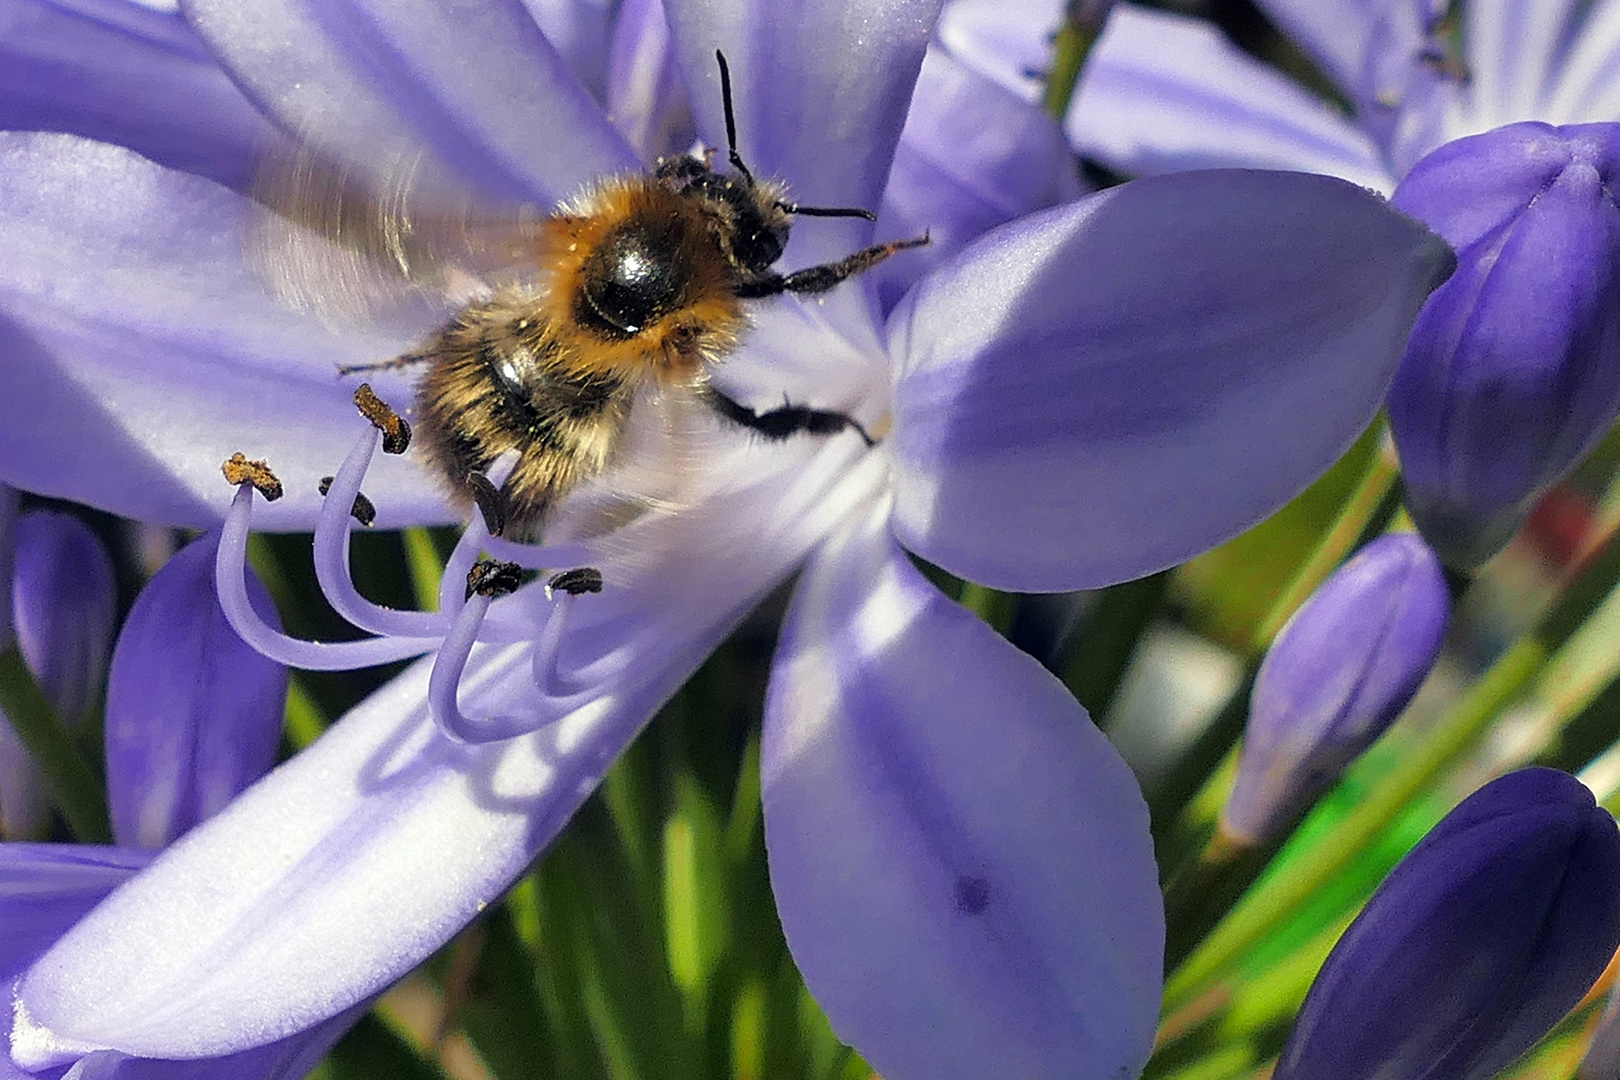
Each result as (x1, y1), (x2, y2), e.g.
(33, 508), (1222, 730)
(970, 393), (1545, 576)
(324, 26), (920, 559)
(546, 566), (604, 599)
(220, 453), (283, 501)
(353, 382), (411, 454)
(465, 471), (508, 538)
(318, 476), (376, 527)
(465, 558), (524, 601)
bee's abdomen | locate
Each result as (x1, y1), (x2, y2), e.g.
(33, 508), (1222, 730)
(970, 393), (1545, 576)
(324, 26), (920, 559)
(413, 304), (634, 534)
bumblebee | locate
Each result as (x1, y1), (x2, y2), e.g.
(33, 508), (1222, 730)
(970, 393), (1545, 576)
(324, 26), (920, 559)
(279, 52), (926, 536)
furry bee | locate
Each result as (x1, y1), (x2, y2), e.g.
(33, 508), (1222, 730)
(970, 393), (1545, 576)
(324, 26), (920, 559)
(258, 52), (926, 536)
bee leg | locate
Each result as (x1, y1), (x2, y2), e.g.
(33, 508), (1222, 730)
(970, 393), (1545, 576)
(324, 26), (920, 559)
(335, 350), (435, 377)
(734, 234), (930, 299)
(702, 387), (876, 447)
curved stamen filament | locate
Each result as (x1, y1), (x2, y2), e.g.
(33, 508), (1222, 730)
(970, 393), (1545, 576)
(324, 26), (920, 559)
(428, 590), (587, 742)
(218, 484), (440, 670)
(529, 590), (594, 702)
(314, 425), (448, 640)
(438, 504), (491, 621)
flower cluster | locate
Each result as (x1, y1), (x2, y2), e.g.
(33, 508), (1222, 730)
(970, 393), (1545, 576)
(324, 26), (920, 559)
(30, 2), (1620, 1080)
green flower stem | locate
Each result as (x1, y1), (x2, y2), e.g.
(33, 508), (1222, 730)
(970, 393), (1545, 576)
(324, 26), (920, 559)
(1161, 831), (1273, 972)
(1248, 439), (1399, 652)
(0, 645), (109, 843)
(283, 675), (327, 750)
(1041, 2), (1109, 121)
(1062, 570), (1170, 721)
(959, 582), (1017, 636)
(401, 527), (444, 612)
(1165, 518), (1620, 1008)
(1147, 667), (1256, 855)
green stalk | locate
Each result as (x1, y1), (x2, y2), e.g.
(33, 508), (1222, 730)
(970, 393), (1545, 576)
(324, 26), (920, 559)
(959, 582), (1017, 636)
(0, 646), (109, 843)
(1165, 519), (1620, 1007)
(1041, 2), (1110, 121)
(1248, 441), (1399, 651)
(401, 527), (444, 612)
(283, 675), (327, 750)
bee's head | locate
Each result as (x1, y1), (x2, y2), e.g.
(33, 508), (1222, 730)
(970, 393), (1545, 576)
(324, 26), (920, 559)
(673, 50), (876, 276)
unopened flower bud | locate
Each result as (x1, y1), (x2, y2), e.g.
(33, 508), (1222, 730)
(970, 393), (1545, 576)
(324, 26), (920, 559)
(1222, 534), (1448, 843)
(1389, 120), (1620, 569)
(2, 512), (116, 839)
(104, 531), (287, 849)
(1275, 768), (1620, 1080)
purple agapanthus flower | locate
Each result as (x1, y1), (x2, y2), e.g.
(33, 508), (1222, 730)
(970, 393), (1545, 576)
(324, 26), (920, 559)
(946, 0), (1620, 569)
(0, 1), (1449, 1077)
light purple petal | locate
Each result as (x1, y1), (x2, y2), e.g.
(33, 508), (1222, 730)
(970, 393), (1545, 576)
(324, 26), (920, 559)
(0, 846), (149, 1080)
(1070, 4), (1390, 192)
(105, 532), (286, 850)
(71, 1005), (364, 1080)
(1544, 1), (1620, 123)
(870, 46), (1082, 314)
(0, 847), (368, 1080)
(605, 0), (695, 161)
(0, 0), (277, 191)
(12, 435), (884, 1063)
(0, 845), (151, 970)
(888, 169), (1454, 592)
(13, 646), (649, 1066)
(763, 507), (1161, 1080)
(519, 0), (616, 101)
(0, 132), (450, 530)
(1465, 0), (1587, 126)
(1251, 0), (1423, 99)
(661, 0), (944, 345)
(933, 0), (1057, 104)
(182, 0), (638, 206)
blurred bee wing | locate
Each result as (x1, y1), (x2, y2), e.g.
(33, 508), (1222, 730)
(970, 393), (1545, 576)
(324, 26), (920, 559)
(248, 147), (548, 326)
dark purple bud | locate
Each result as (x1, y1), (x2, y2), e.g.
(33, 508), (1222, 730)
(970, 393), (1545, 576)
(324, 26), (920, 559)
(1275, 768), (1620, 1080)
(1223, 534), (1448, 843)
(1389, 121), (1620, 569)
(105, 531), (287, 849)
(2, 511), (116, 839)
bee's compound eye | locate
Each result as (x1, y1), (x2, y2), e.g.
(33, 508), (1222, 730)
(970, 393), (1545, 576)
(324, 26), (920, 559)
(579, 221), (689, 336)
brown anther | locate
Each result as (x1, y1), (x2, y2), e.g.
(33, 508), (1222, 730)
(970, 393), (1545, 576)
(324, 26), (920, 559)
(546, 567), (604, 599)
(354, 383), (412, 454)
(318, 476), (377, 527)
(465, 558), (524, 600)
(465, 472), (508, 538)
(221, 453), (284, 501)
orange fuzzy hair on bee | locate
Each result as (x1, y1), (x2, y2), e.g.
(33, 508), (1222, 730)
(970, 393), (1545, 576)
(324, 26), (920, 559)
(532, 176), (749, 386)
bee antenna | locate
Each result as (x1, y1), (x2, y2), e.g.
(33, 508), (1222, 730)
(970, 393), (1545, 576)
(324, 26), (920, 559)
(715, 50), (755, 185)
(777, 200), (879, 222)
